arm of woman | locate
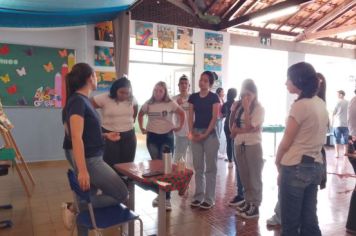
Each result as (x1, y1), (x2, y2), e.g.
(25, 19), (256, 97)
(70, 114), (90, 191)
(188, 103), (194, 138)
(133, 104), (138, 123)
(90, 97), (101, 109)
(173, 106), (185, 132)
(275, 116), (299, 170)
(137, 108), (147, 134)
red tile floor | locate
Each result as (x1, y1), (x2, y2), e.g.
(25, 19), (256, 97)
(0, 134), (355, 236)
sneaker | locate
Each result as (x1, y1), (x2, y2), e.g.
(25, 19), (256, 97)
(228, 162), (234, 168)
(199, 202), (214, 209)
(61, 202), (75, 230)
(266, 214), (281, 226)
(228, 196), (245, 207)
(240, 204), (259, 219)
(190, 200), (202, 207)
(235, 201), (250, 215)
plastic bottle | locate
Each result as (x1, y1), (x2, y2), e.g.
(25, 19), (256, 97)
(162, 146), (172, 174)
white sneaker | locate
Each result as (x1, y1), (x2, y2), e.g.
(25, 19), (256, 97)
(61, 202), (75, 230)
(266, 214), (281, 226)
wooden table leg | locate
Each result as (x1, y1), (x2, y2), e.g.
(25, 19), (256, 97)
(157, 189), (166, 236)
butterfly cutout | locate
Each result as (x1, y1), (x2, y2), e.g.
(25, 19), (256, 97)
(0, 74), (10, 83)
(43, 62), (54, 72)
(58, 49), (67, 58)
(6, 85), (17, 94)
(0, 44), (9, 55)
(16, 67), (26, 76)
(24, 48), (33, 56)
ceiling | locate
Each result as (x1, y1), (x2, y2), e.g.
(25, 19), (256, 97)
(131, 0), (356, 48)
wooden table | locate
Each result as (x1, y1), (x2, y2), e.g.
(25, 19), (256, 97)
(115, 160), (193, 236)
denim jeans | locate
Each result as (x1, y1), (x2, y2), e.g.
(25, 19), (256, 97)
(280, 161), (323, 236)
(74, 156), (129, 236)
(346, 157), (356, 231)
(146, 131), (174, 160)
(191, 128), (219, 205)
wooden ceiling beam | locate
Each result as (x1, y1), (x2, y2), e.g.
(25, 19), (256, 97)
(295, 0), (356, 40)
(275, 3), (309, 30)
(166, 0), (196, 16)
(219, 0), (312, 30)
(203, 0), (220, 15)
(295, 23), (356, 41)
(289, 0), (331, 32)
(221, 0), (248, 22)
(234, 24), (356, 44)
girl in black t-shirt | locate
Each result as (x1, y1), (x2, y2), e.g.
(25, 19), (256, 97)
(188, 71), (220, 209)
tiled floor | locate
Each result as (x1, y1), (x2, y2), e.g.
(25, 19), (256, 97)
(0, 134), (355, 236)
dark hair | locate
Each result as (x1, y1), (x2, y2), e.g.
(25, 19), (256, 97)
(316, 72), (326, 102)
(216, 87), (223, 96)
(179, 74), (189, 83)
(109, 76), (132, 100)
(287, 62), (318, 100)
(148, 81), (171, 103)
(226, 88), (237, 102)
(337, 90), (345, 96)
(201, 71), (217, 86)
(65, 63), (94, 102)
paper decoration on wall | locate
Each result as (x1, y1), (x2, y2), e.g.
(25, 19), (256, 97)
(1, 74), (10, 83)
(94, 46), (115, 67)
(135, 21), (153, 46)
(177, 27), (193, 50)
(205, 32), (223, 50)
(0, 99), (13, 130)
(204, 53), (222, 71)
(6, 85), (17, 95)
(0, 44), (9, 55)
(0, 43), (75, 107)
(16, 67), (26, 76)
(58, 49), (67, 58)
(157, 25), (174, 49)
(95, 71), (116, 91)
(95, 21), (114, 42)
(43, 62), (54, 72)
(33, 86), (60, 108)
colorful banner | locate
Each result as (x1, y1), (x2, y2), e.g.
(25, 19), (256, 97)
(177, 27), (193, 50)
(157, 25), (175, 49)
(205, 32), (223, 50)
(135, 21), (153, 46)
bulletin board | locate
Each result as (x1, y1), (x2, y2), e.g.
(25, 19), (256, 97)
(0, 43), (75, 108)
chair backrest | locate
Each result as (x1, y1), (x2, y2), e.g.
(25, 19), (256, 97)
(67, 169), (91, 203)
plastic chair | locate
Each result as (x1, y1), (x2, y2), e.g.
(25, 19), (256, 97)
(67, 169), (143, 236)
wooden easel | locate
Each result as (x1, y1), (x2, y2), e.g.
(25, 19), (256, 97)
(0, 124), (35, 197)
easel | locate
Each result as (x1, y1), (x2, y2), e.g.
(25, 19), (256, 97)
(0, 108), (35, 197)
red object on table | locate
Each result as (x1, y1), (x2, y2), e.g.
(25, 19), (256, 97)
(115, 160), (193, 196)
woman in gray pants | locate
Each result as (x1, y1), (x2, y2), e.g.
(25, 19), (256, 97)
(231, 79), (265, 219)
(188, 71), (220, 210)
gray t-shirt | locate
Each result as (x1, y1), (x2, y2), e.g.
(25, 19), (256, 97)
(172, 94), (190, 137)
(141, 101), (179, 134)
(333, 99), (349, 127)
(281, 96), (329, 166)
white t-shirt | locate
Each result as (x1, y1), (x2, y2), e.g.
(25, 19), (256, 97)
(348, 96), (356, 136)
(141, 101), (179, 134)
(333, 99), (348, 127)
(93, 92), (137, 132)
(232, 102), (265, 145)
(281, 96), (329, 166)
(172, 94), (190, 137)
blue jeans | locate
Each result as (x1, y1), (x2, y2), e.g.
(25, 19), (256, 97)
(74, 156), (129, 236)
(280, 161), (323, 236)
(146, 131), (174, 160)
(334, 127), (349, 144)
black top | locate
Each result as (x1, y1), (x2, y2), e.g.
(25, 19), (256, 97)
(62, 109), (72, 150)
(188, 92), (220, 129)
(222, 100), (234, 128)
(63, 93), (104, 158)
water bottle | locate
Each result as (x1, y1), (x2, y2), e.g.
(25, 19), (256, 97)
(162, 146), (172, 174)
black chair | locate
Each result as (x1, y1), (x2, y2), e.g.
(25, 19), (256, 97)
(67, 169), (143, 236)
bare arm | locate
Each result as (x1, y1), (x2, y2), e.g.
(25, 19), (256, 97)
(90, 97), (101, 109)
(138, 108), (146, 134)
(69, 114), (90, 191)
(173, 106), (185, 132)
(188, 103), (194, 135)
(133, 104), (138, 123)
(275, 116), (299, 170)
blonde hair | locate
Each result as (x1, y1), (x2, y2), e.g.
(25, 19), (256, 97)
(148, 81), (171, 104)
